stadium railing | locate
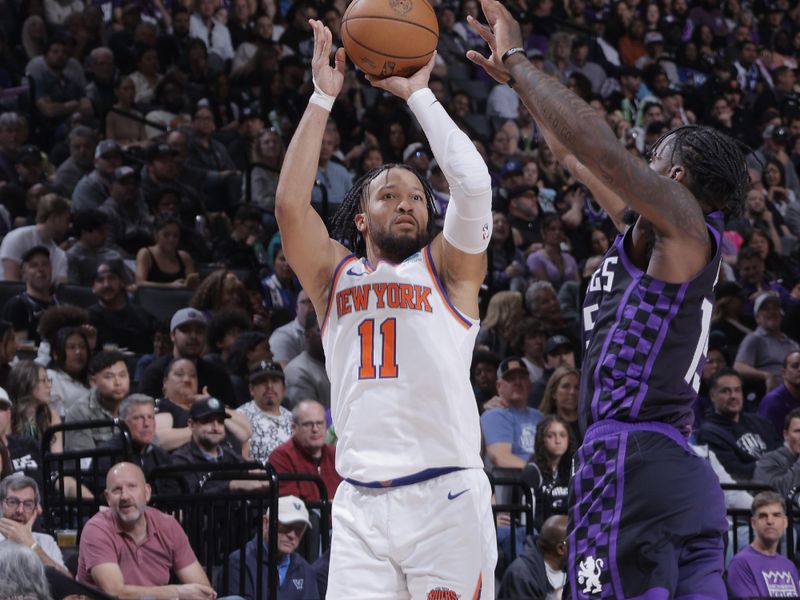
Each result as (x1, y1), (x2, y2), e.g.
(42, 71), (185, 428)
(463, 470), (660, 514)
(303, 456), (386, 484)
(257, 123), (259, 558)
(148, 462), (279, 600)
(40, 419), (133, 540)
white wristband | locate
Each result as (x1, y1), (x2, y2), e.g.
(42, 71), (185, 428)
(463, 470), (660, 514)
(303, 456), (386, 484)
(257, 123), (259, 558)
(309, 89), (335, 111)
(308, 74), (336, 112)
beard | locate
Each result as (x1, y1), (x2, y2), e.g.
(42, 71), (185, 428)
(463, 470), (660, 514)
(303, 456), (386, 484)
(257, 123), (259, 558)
(368, 218), (431, 264)
(115, 501), (144, 524)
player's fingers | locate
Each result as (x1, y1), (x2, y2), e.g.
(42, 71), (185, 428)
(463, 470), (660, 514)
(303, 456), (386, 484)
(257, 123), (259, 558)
(334, 47), (347, 74)
(466, 50), (492, 70)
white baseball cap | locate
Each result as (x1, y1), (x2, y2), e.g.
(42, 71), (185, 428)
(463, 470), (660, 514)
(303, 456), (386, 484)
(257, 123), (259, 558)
(0, 387), (10, 408)
(270, 495), (311, 527)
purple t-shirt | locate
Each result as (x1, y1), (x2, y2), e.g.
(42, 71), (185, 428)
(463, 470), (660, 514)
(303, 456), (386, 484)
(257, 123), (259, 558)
(727, 546), (800, 598)
(77, 507), (198, 587)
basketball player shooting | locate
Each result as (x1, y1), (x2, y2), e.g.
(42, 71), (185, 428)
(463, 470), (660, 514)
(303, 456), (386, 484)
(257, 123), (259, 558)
(275, 20), (496, 600)
(466, 1), (749, 598)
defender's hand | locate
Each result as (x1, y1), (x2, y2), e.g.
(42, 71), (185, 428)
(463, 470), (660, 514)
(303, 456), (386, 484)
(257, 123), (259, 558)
(309, 19), (346, 98)
(465, 0), (524, 83)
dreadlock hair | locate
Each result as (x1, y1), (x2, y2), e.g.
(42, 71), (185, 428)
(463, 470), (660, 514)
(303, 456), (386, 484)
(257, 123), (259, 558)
(648, 125), (749, 219)
(329, 163), (438, 257)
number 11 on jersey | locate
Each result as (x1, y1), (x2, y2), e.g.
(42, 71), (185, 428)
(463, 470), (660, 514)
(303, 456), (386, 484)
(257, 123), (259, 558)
(358, 318), (398, 379)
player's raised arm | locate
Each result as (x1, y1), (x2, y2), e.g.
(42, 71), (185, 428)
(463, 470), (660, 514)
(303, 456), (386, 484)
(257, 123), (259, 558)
(366, 56), (492, 319)
(275, 20), (351, 313)
(466, 0), (704, 245)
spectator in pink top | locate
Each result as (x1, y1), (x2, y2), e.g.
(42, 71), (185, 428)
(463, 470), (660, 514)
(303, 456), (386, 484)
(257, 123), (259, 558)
(76, 462), (216, 600)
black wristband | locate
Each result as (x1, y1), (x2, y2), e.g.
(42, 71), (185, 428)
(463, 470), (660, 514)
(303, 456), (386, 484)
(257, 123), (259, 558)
(507, 76), (516, 87)
(501, 47), (525, 63)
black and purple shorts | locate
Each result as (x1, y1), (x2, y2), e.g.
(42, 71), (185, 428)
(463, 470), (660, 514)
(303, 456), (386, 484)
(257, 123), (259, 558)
(568, 420), (728, 599)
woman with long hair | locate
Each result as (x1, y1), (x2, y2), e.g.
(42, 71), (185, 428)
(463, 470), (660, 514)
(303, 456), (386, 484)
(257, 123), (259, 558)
(105, 76), (148, 148)
(135, 215), (197, 288)
(527, 414), (576, 528)
(743, 227), (797, 285)
(6, 361), (62, 453)
(539, 366), (581, 443)
(191, 269), (249, 314)
(155, 358), (251, 451)
(0, 321), (17, 389)
(476, 291), (524, 358)
(244, 128), (285, 212)
(527, 214), (580, 289)
(47, 327), (90, 417)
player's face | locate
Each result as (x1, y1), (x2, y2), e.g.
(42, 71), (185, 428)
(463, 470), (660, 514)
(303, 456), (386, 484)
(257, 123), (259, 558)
(783, 352), (800, 388)
(784, 417), (800, 456)
(710, 374), (743, 418)
(358, 168), (430, 264)
(543, 421), (569, 460)
(497, 371), (531, 406)
(751, 503), (788, 548)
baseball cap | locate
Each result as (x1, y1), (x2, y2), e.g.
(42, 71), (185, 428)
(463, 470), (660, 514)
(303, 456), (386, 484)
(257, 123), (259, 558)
(644, 31), (664, 46)
(403, 142), (430, 162)
(764, 124), (789, 141)
(170, 307), (208, 331)
(189, 397), (230, 421)
(113, 166), (139, 182)
(507, 184), (539, 199)
(239, 104), (262, 123)
(497, 356), (529, 380)
(0, 387), (10, 408)
(249, 360), (285, 382)
(21, 245), (50, 263)
(754, 291), (781, 314)
(95, 139), (122, 159)
(501, 158), (523, 176)
(526, 48), (544, 60)
(271, 495), (311, 527)
(15, 144), (42, 165)
(95, 259), (126, 282)
(544, 335), (575, 357)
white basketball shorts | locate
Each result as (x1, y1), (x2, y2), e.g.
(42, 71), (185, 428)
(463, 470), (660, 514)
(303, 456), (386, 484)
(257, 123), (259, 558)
(325, 468), (497, 600)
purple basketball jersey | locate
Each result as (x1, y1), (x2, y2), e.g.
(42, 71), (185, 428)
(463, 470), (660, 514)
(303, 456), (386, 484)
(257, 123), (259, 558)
(580, 212), (724, 435)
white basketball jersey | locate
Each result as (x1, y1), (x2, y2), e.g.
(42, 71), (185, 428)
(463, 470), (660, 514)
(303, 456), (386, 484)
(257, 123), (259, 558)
(321, 245), (483, 483)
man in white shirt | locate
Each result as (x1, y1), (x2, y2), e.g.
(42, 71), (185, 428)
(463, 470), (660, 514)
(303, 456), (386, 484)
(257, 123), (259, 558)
(268, 290), (312, 367)
(0, 475), (68, 573)
(190, 0), (234, 62)
(0, 193), (69, 282)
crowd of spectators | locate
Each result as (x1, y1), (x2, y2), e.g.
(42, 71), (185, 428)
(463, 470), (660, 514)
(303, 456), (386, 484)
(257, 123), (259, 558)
(4, 0), (800, 594)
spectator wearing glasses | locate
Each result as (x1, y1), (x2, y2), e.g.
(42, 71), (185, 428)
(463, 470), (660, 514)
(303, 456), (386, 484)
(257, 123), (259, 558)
(0, 475), (67, 573)
(268, 400), (341, 503)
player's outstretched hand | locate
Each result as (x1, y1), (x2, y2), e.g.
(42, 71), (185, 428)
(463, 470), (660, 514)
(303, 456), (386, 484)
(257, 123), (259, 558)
(466, 0), (524, 83)
(365, 53), (436, 102)
(309, 19), (345, 98)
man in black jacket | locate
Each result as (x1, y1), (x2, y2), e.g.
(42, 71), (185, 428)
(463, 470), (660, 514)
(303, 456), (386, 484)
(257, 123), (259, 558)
(498, 514), (568, 599)
(698, 368), (780, 481)
(171, 397), (267, 494)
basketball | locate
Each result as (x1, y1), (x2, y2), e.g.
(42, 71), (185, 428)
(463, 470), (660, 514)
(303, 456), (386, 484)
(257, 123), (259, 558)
(341, 0), (439, 78)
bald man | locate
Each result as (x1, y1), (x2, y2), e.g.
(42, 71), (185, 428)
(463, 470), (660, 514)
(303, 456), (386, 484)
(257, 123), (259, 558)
(76, 463), (216, 600)
(498, 514), (568, 599)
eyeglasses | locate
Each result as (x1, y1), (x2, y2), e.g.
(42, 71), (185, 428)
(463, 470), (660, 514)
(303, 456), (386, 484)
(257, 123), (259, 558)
(3, 497), (36, 512)
(298, 420), (326, 430)
(38, 377), (53, 385)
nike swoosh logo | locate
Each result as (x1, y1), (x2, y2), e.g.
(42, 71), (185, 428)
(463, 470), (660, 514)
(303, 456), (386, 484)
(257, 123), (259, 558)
(447, 488), (469, 500)
(346, 267), (366, 276)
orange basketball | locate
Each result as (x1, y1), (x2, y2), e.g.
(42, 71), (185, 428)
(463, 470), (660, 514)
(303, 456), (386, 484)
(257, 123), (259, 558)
(341, 0), (439, 78)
